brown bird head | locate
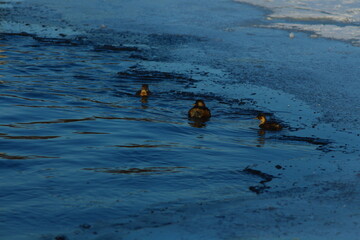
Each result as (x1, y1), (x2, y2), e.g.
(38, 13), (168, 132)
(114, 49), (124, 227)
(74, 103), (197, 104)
(256, 113), (267, 124)
(141, 84), (149, 90)
(194, 100), (206, 107)
(138, 84), (150, 96)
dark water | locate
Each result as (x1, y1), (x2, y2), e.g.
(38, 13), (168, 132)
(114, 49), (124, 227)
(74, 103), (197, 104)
(0, 34), (325, 239)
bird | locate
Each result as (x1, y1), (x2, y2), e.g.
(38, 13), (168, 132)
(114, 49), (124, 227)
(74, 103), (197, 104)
(188, 100), (211, 120)
(255, 113), (283, 131)
(136, 84), (151, 97)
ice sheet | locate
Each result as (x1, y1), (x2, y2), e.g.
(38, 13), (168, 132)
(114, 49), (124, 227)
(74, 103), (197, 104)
(236, 0), (360, 45)
(262, 22), (360, 45)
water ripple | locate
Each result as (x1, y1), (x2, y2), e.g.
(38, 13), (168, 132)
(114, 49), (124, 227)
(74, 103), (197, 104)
(0, 34), (327, 239)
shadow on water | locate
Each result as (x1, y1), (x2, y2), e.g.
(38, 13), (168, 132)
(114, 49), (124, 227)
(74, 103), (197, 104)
(0, 34), (333, 238)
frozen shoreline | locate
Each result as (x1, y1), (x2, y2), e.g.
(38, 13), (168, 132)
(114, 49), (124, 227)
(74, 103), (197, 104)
(235, 0), (360, 46)
(235, 0), (360, 23)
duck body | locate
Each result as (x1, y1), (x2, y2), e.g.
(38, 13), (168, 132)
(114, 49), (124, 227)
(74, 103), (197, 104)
(188, 100), (211, 120)
(256, 113), (283, 131)
(259, 122), (283, 131)
(136, 84), (151, 97)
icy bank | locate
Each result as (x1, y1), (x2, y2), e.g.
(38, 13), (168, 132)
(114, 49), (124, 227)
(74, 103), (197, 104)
(236, 0), (360, 45)
(263, 23), (360, 46)
(236, 0), (360, 22)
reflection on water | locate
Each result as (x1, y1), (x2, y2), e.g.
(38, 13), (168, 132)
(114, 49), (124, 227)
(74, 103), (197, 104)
(0, 134), (59, 139)
(0, 152), (32, 160)
(0, 45), (7, 78)
(0, 152), (57, 160)
(0, 34), (325, 239)
(84, 166), (187, 175)
(256, 129), (266, 147)
(188, 119), (207, 128)
(74, 131), (109, 135)
(114, 143), (174, 148)
(140, 96), (149, 104)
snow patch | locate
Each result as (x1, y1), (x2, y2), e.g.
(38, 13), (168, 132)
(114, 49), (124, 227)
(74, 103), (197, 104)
(236, 0), (360, 45)
(262, 23), (360, 46)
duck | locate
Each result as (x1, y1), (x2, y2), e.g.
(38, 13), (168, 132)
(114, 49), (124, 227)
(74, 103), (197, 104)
(136, 84), (151, 97)
(188, 100), (211, 120)
(255, 113), (283, 131)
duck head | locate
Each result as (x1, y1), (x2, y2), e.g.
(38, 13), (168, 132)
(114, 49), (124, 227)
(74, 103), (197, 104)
(194, 100), (206, 107)
(139, 84), (150, 96)
(256, 113), (267, 125)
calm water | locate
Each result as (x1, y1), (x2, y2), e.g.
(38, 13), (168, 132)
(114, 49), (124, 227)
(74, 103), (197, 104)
(0, 34), (320, 239)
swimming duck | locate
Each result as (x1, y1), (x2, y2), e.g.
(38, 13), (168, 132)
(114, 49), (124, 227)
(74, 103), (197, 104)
(136, 84), (151, 97)
(256, 113), (283, 131)
(188, 100), (211, 120)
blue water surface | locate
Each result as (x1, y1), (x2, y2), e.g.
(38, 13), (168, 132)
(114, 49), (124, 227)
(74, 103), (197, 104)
(0, 34), (324, 239)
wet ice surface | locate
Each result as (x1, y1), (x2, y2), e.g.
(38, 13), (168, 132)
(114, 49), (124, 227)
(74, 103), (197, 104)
(1, 0), (360, 239)
(236, 0), (360, 45)
(236, 0), (360, 22)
